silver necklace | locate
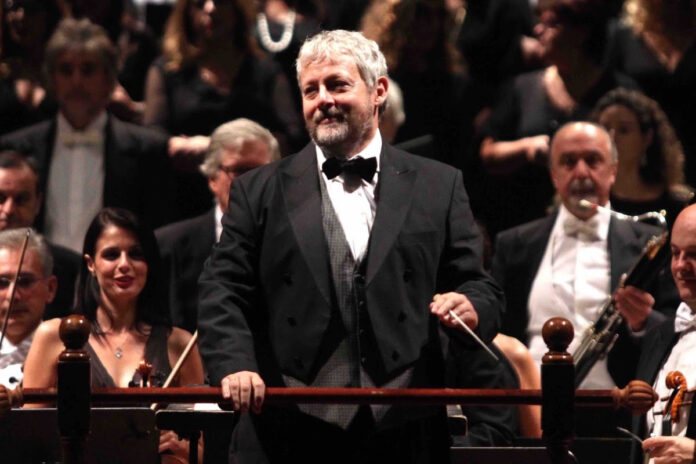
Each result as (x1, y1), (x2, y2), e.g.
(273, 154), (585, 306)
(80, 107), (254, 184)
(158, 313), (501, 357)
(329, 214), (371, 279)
(257, 10), (296, 53)
(108, 330), (129, 359)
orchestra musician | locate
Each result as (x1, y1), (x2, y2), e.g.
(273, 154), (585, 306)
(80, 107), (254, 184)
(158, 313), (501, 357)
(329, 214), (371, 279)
(22, 207), (204, 463)
(0, 229), (57, 388)
(197, 29), (504, 463)
(634, 203), (696, 464)
(492, 121), (678, 430)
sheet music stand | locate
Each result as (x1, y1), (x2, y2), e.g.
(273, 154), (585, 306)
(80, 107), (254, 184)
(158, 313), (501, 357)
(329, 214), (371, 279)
(3, 407), (159, 463)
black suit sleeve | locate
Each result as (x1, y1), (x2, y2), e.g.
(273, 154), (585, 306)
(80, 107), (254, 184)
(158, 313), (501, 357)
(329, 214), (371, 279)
(197, 177), (262, 385)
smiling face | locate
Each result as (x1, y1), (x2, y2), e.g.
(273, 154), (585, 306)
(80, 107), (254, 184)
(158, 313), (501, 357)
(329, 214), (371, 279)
(0, 247), (56, 345)
(671, 205), (696, 309)
(299, 57), (387, 158)
(85, 225), (148, 309)
(550, 122), (617, 219)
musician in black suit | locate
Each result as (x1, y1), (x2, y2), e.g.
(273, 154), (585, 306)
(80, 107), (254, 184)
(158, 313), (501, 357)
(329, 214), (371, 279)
(0, 19), (175, 253)
(155, 119), (278, 333)
(0, 150), (78, 319)
(492, 122), (677, 392)
(197, 30), (503, 463)
(632, 204), (696, 463)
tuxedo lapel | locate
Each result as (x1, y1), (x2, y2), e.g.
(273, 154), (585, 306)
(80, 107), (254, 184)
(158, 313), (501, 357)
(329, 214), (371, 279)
(366, 145), (416, 285)
(608, 218), (657, 290)
(281, 145), (333, 305)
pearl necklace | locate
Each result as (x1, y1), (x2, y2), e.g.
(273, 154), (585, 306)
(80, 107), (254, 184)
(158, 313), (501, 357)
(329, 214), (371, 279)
(257, 10), (296, 53)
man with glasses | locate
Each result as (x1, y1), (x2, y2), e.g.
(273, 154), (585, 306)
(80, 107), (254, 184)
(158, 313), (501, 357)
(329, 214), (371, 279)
(0, 229), (56, 388)
(156, 118), (278, 333)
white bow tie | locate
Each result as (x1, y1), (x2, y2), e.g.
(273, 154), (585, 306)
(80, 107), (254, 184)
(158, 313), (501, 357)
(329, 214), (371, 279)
(674, 302), (696, 333)
(563, 216), (599, 241)
(58, 130), (102, 148)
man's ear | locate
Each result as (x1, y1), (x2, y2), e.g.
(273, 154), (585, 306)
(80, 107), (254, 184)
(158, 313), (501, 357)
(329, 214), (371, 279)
(45, 275), (58, 304)
(373, 76), (389, 107)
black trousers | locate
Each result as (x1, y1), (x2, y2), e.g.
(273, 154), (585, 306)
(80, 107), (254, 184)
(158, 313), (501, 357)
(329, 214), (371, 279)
(229, 405), (452, 464)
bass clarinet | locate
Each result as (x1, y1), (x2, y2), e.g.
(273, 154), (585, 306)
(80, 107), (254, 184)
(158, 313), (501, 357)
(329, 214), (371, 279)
(572, 201), (669, 387)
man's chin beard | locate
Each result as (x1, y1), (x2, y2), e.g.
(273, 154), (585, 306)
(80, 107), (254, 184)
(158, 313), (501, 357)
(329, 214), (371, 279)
(311, 123), (351, 156)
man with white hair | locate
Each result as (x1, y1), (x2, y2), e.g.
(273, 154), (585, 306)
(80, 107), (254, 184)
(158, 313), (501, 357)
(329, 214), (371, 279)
(198, 30), (503, 463)
(156, 118), (278, 333)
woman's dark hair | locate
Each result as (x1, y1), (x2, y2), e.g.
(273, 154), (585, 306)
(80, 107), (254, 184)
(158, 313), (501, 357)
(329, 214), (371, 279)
(76, 207), (171, 333)
(592, 87), (685, 189)
(536, 0), (611, 64)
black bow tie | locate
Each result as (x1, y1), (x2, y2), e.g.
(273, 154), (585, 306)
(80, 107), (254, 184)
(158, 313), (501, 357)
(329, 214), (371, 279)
(322, 156), (377, 182)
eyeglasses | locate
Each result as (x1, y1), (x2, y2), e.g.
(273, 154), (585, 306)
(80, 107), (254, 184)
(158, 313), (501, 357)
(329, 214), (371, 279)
(0, 274), (43, 291)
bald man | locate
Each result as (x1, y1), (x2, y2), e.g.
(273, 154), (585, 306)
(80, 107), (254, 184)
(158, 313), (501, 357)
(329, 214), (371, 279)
(492, 122), (677, 432)
(634, 204), (696, 463)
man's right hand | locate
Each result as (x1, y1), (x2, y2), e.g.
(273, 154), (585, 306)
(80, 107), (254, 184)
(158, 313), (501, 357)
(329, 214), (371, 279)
(221, 371), (266, 414)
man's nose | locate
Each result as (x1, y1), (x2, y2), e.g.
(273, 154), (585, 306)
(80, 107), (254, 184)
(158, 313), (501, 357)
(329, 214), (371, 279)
(317, 86), (335, 106)
(574, 159), (590, 176)
(1, 198), (15, 216)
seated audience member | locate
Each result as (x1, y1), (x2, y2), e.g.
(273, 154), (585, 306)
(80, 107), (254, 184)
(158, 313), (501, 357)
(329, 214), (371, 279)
(156, 119), (278, 333)
(0, 150), (79, 319)
(479, 0), (636, 237)
(0, 0), (61, 136)
(633, 203), (696, 463)
(592, 88), (692, 229)
(0, 18), (176, 252)
(23, 207), (204, 463)
(492, 122), (677, 431)
(0, 229), (56, 388)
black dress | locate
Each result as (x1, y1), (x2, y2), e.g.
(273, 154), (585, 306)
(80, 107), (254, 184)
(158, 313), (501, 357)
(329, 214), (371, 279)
(610, 190), (689, 231)
(148, 55), (303, 219)
(480, 68), (637, 238)
(86, 325), (172, 388)
(607, 22), (696, 185)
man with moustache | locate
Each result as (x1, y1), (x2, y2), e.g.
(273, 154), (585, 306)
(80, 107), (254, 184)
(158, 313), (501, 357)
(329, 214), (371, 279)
(633, 203), (696, 464)
(0, 229), (56, 388)
(0, 18), (175, 253)
(198, 30), (503, 463)
(492, 122), (677, 430)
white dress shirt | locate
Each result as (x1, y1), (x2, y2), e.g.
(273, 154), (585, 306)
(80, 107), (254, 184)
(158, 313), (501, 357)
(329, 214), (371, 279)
(0, 331), (34, 388)
(315, 131), (381, 262)
(45, 112), (107, 253)
(215, 203), (224, 243)
(647, 302), (696, 439)
(527, 204), (614, 389)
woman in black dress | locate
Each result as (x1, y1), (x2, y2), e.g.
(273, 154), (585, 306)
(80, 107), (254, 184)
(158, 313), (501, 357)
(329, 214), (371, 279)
(24, 207), (204, 462)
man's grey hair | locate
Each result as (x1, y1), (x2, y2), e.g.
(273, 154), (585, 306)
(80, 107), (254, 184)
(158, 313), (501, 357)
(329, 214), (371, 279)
(551, 121), (619, 164)
(295, 30), (388, 91)
(0, 229), (54, 277)
(200, 118), (280, 177)
(44, 18), (118, 91)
